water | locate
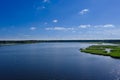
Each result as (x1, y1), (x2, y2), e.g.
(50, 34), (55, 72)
(0, 43), (120, 80)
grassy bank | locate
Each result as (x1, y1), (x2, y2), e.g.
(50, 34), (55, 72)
(80, 45), (120, 58)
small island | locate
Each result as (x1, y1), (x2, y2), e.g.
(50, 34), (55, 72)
(80, 45), (120, 58)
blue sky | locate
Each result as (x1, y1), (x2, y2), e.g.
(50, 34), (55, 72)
(0, 0), (120, 40)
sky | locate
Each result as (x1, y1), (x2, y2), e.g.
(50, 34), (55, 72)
(0, 0), (120, 40)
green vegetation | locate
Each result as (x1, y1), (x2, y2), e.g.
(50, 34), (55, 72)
(80, 45), (120, 58)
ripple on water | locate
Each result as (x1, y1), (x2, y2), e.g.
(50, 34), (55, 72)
(110, 63), (120, 80)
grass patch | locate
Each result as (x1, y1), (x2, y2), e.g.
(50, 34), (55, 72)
(80, 45), (120, 58)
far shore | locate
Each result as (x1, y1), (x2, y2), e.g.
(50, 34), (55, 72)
(1, 39), (120, 44)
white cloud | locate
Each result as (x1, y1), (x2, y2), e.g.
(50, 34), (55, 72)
(79, 25), (91, 28)
(53, 19), (58, 23)
(43, 0), (49, 3)
(42, 6), (46, 9)
(44, 22), (48, 25)
(44, 24), (119, 39)
(45, 24), (116, 32)
(103, 24), (115, 28)
(78, 24), (115, 28)
(45, 27), (74, 31)
(94, 24), (115, 28)
(79, 9), (89, 15)
(54, 27), (66, 30)
(30, 27), (36, 30)
(45, 28), (52, 30)
(36, 6), (46, 10)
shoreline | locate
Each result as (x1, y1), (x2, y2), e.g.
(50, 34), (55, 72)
(80, 45), (120, 59)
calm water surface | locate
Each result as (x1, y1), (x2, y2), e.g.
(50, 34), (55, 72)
(0, 43), (120, 80)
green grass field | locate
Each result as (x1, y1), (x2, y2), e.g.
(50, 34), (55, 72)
(80, 45), (120, 58)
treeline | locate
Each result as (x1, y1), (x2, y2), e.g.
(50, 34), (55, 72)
(0, 40), (41, 44)
(0, 40), (120, 44)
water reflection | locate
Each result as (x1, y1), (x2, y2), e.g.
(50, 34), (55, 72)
(0, 43), (119, 80)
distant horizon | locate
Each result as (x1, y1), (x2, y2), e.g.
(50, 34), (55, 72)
(1, 38), (120, 41)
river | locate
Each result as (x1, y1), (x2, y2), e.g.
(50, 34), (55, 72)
(0, 43), (119, 80)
